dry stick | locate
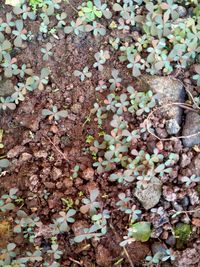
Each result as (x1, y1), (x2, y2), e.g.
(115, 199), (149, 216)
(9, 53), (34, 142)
(46, 136), (70, 163)
(144, 102), (200, 142)
(68, 257), (82, 266)
(179, 207), (200, 215)
(109, 223), (134, 267)
(66, 0), (79, 13)
(185, 86), (200, 111)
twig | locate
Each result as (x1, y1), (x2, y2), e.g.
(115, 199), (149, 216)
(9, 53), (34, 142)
(123, 247), (135, 267)
(66, 0), (79, 13)
(68, 257), (83, 266)
(45, 136), (70, 163)
(176, 207), (200, 215)
(109, 223), (134, 267)
(185, 86), (200, 111)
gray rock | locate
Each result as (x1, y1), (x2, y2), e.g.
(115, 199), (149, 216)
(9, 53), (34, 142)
(0, 79), (15, 97)
(176, 6), (187, 18)
(182, 112), (200, 147)
(187, 154), (200, 177)
(134, 177), (162, 210)
(139, 75), (185, 131)
(166, 118), (181, 135)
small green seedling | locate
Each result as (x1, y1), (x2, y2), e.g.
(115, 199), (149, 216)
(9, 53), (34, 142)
(42, 105), (68, 121)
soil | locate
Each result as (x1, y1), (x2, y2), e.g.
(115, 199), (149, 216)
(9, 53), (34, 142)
(0, 1), (200, 267)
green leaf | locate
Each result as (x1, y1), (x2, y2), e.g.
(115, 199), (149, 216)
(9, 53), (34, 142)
(113, 3), (122, 12)
(0, 159), (10, 168)
(42, 109), (53, 116)
(174, 223), (192, 249)
(130, 221), (151, 242)
(2, 203), (15, 211)
(7, 243), (16, 251)
(155, 164), (165, 173)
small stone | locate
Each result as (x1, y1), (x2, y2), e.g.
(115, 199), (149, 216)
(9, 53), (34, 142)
(180, 153), (192, 168)
(173, 202), (183, 212)
(65, 97), (72, 106)
(56, 182), (63, 189)
(7, 145), (25, 158)
(67, 113), (77, 121)
(50, 125), (58, 134)
(134, 177), (162, 210)
(180, 196), (190, 207)
(96, 245), (111, 267)
(156, 128), (168, 139)
(79, 95), (85, 103)
(188, 189), (199, 205)
(163, 186), (177, 202)
(52, 167), (62, 180)
(44, 182), (56, 189)
(166, 119), (181, 135)
(63, 178), (73, 188)
(139, 75), (185, 127)
(176, 6), (187, 17)
(20, 152), (32, 161)
(182, 112), (200, 147)
(189, 154), (200, 177)
(71, 103), (82, 114)
(34, 150), (48, 159)
(82, 167), (94, 181)
(29, 175), (39, 193)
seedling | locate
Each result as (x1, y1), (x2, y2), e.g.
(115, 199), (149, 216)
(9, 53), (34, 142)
(80, 188), (101, 215)
(42, 105), (68, 121)
(73, 66), (92, 81)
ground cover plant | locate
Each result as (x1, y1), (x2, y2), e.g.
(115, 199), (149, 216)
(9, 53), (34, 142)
(0, 0), (200, 266)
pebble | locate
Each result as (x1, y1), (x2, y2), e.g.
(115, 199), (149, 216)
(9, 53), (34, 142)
(44, 182), (56, 189)
(173, 202), (183, 212)
(52, 167), (62, 180)
(156, 128), (168, 139)
(63, 177), (73, 188)
(20, 152), (32, 162)
(134, 177), (162, 210)
(71, 103), (82, 114)
(166, 118), (181, 135)
(34, 150), (48, 159)
(7, 145), (25, 158)
(79, 95), (85, 103)
(180, 196), (190, 207)
(180, 153), (192, 168)
(182, 112), (200, 147)
(82, 167), (94, 181)
(50, 125), (59, 134)
(176, 6), (187, 17)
